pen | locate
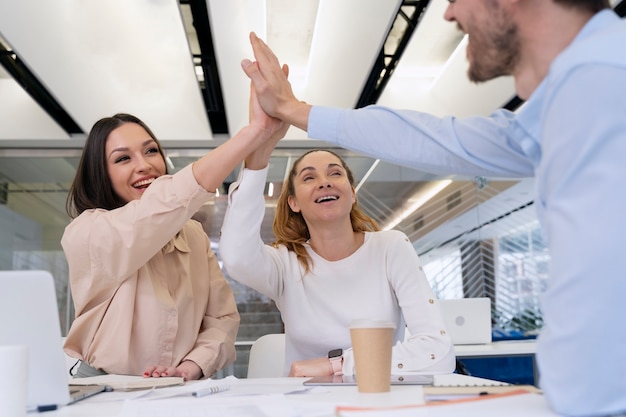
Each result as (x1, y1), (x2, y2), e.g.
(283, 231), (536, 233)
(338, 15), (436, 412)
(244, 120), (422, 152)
(192, 384), (230, 398)
(37, 404), (58, 412)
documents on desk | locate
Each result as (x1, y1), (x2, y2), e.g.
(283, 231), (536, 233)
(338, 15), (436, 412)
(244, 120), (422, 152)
(48, 374), (558, 417)
(335, 391), (559, 417)
(116, 374), (512, 417)
(423, 373), (535, 402)
(119, 376), (335, 417)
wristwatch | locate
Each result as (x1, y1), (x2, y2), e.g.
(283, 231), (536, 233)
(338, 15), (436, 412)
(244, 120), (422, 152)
(328, 348), (343, 376)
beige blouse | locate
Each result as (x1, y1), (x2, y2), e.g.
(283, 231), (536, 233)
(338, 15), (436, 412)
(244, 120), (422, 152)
(62, 164), (239, 377)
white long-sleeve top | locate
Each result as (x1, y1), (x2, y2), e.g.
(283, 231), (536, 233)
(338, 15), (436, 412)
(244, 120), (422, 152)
(220, 166), (455, 376)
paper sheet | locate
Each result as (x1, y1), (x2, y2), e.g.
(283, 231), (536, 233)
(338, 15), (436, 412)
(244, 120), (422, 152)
(118, 377), (335, 417)
(336, 392), (560, 417)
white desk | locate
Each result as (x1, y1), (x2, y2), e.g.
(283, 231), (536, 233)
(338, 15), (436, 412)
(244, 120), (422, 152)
(453, 339), (538, 385)
(33, 374), (556, 417)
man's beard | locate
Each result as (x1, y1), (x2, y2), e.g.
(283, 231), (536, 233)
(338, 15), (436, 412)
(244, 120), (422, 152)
(466, 9), (520, 82)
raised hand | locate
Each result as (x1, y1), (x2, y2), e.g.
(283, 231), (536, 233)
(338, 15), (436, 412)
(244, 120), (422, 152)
(242, 32), (311, 131)
(248, 62), (290, 142)
(245, 64), (290, 170)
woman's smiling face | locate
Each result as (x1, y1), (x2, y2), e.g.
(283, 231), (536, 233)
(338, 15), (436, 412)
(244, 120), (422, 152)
(105, 122), (166, 203)
(287, 150), (356, 224)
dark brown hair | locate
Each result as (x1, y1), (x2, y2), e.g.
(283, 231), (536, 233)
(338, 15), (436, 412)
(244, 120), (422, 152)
(66, 113), (166, 218)
(271, 149), (380, 273)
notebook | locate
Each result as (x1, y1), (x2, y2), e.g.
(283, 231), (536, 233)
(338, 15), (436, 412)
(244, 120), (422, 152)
(0, 270), (106, 411)
(438, 298), (492, 345)
(304, 374), (434, 386)
(70, 374), (184, 391)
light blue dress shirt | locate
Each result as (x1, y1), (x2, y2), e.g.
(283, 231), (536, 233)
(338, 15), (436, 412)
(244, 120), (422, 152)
(308, 10), (626, 417)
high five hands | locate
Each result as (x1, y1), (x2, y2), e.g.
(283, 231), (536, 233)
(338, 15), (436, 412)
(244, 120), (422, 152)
(241, 32), (312, 132)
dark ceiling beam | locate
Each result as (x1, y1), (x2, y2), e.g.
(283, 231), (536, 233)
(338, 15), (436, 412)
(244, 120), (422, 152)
(615, 0), (625, 17)
(181, 0), (229, 135)
(0, 44), (82, 135)
(356, 0), (431, 108)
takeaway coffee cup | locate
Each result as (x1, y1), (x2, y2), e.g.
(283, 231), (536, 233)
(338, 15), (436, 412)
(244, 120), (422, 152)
(349, 319), (396, 393)
(0, 345), (29, 417)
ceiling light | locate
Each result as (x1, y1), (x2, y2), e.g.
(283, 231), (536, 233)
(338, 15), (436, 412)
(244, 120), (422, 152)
(382, 179), (453, 231)
(355, 159), (380, 193)
(429, 34), (468, 89)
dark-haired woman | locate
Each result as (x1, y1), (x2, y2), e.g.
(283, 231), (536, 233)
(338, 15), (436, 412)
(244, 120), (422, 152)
(63, 84), (288, 380)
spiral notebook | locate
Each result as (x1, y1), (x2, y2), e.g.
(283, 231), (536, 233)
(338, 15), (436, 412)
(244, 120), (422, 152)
(69, 374), (184, 392)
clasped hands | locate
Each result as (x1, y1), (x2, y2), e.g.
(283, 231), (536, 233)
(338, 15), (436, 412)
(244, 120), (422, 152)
(143, 359), (202, 381)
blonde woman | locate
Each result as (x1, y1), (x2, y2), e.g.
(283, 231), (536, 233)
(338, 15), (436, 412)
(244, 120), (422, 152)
(220, 144), (455, 377)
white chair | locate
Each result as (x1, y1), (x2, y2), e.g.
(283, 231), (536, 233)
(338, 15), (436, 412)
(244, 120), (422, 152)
(247, 333), (286, 378)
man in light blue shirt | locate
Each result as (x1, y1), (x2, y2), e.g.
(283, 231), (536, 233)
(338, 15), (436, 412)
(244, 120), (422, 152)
(241, 1), (626, 416)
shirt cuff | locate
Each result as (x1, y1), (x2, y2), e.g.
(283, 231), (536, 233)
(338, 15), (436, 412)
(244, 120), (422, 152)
(172, 163), (214, 203)
(340, 348), (355, 376)
(308, 106), (342, 144)
(227, 165), (269, 203)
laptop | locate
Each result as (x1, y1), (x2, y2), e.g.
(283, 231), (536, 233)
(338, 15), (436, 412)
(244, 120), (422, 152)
(0, 270), (105, 412)
(304, 374), (434, 386)
(438, 298), (492, 345)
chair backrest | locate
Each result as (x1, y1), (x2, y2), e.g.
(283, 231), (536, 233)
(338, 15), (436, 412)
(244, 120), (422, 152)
(247, 333), (286, 378)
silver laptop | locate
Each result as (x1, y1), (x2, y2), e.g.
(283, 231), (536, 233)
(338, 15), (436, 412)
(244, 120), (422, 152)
(0, 270), (105, 412)
(438, 298), (492, 345)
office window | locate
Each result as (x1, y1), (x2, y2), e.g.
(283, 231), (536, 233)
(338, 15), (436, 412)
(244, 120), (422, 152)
(407, 178), (546, 335)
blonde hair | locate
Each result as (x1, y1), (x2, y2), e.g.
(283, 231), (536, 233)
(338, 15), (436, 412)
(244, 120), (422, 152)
(271, 149), (380, 273)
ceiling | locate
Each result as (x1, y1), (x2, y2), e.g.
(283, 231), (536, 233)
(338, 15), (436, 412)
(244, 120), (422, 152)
(0, 0), (520, 145)
(1, 0), (621, 249)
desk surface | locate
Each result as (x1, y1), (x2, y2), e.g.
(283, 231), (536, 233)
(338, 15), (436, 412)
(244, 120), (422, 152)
(35, 374), (557, 417)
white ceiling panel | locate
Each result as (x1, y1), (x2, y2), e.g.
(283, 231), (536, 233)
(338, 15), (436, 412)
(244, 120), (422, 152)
(207, 0), (266, 137)
(0, 0), (210, 141)
(428, 37), (515, 117)
(304, 0), (401, 108)
(0, 79), (70, 140)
